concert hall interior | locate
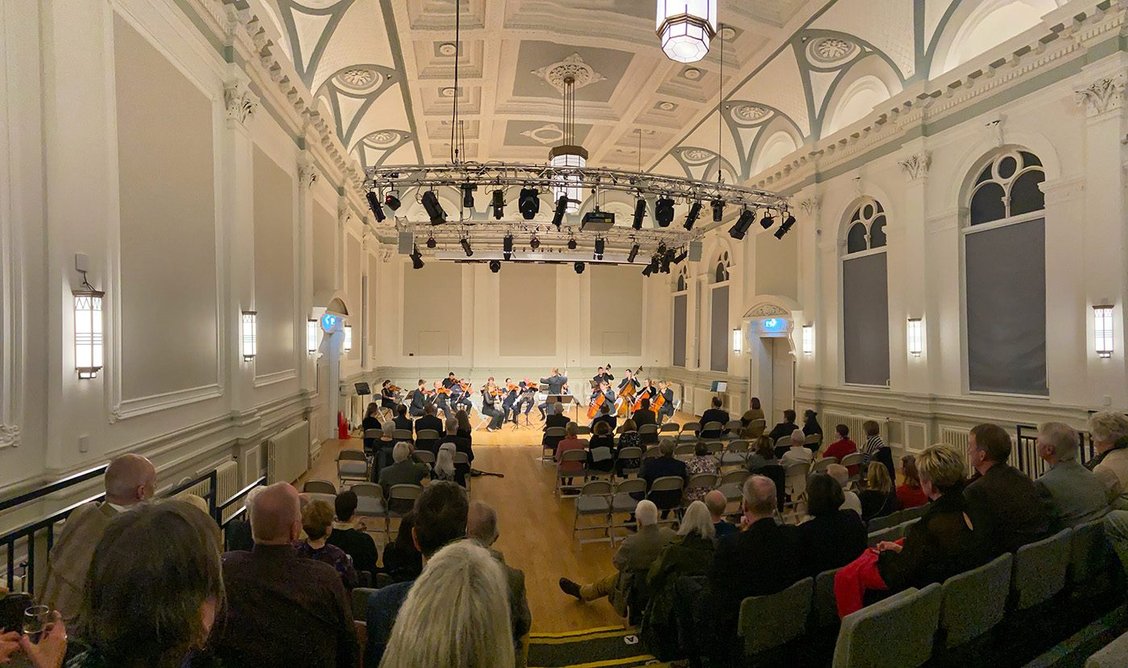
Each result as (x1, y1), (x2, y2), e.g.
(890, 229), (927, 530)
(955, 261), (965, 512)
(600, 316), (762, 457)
(7, 0), (1128, 667)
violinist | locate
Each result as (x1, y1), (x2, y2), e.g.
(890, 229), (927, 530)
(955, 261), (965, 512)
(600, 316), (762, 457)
(480, 377), (505, 432)
(514, 379), (538, 425)
(501, 378), (521, 426)
(432, 381), (453, 420)
(446, 372), (473, 413)
(586, 380), (616, 422)
(380, 380), (400, 411)
(408, 379), (430, 418)
(441, 372), (458, 390)
(655, 380), (676, 424)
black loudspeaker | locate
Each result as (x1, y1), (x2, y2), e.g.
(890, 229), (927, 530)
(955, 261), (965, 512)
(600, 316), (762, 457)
(397, 231), (413, 254)
(354, 382), (371, 396)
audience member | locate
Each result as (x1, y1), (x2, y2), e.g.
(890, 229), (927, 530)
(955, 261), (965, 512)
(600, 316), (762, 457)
(641, 501), (716, 660)
(860, 420), (895, 482)
(592, 403), (617, 434)
(433, 443), (463, 486)
(326, 490), (378, 576)
(858, 461), (898, 521)
(698, 397), (730, 438)
(633, 399), (659, 445)
(296, 499), (358, 590)
(704, 489), (737, 539)
(456, 409), (474, 438)
(767, 409), (798, 443)
(780, 429), (814, 468)
(380, 512), (423, 583)
(1035, 422), (1108, 527)
(379, 442), (430, 509)
(896, 455), (929, 509)
(964, 423), (1051, 555)
(799, 473), (867, 576)
(641, 439), (689, 517)
(835, 445), (989, 616)
(467, 501), (533, 667)
(558, 500), (674, 616)
(41, 453), (156, 623)
(1088, 411), (1128, 508)
(615, 419), (642, 476)
(361, 402), (382, 455)
(739, 397), (766, 439)
(745, 436), (778, 472)
(542, 403), (570, 452)
(444, 415), (475, 466)
(556, 423), (588, 486)
(372, 421), (397, 476)
(588, 421), (616, 473)
(685, 442), (719, 503)
(380, 540), (515, 668)
(802, 409), (823, 441)
(823, 424), (859, 475)
(366, 482), (470, 667)
(828, 463), (863, 516)
(414, 404), (444, 450)
(392, 404), (413, 432)
(214, 482), (355, 667)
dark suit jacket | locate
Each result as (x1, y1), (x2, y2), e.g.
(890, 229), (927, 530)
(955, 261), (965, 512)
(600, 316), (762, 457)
(392, 415), (413, 433)
(699, 409), (730, 437)
(797, 510), (867, 577)
(541, 374), (568, 395)
(767, 421), (798, 442)
(642, 456), (688, 510)
(964, 463), (1052, 555)
(592, 413), (617, 434)
(414, 414), (444, 438)
(709, 518), (804, 626)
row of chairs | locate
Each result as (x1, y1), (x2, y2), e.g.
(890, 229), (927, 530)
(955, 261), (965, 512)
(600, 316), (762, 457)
(302, 479), (423, 537)
(736, 517), (1115, 667)
(337, 447), (471, 491)
(865, 503), (931, 535)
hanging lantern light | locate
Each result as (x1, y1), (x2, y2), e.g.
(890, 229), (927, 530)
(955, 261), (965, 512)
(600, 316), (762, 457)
(549, 75), (587, 213)
(656, 0), (718, 64)
(73, 271), (105, 379)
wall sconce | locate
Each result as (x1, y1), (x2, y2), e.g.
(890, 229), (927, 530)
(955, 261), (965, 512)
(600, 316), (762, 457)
(731, 328), (743, 355)
(801, 324), (814, 355)
(306, 319), (318, 354)
(906, 318), (924, 357)
(73, 269), (105, 379)
(240, 311), (257, 362)
(343, 324), (353, 353)
(1094, 305), (1114, 358)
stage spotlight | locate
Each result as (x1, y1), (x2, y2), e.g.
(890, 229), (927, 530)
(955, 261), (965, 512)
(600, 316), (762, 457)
(683, 201), (702, 230)
(410, 245), (424, 269)
(461, 183), (476, 209)
(594, 237), (605, 260)
(421, 190), (446, 224)
(530, 236), (541, 250)
(489, 260), (501, 273)
(385, 190), (401, 211)
(711, 199), (725, 223)
(642, 264), (654, 277)
(567, 238), (577, 250)
(491, 189), (505, 220)
(518, 187), (540, 220)
(366, 191), (386, 222)
(775, 215), (796, 239)
(672, 249), (688, 264)
(460, 237), (473, 257)
(660, 253), (672, 274)
(627, 243), (640, 263)
(552, 196), (569, 229)
(574, 261), (585, 274)
(426, 236), (437, 249)
(655, 196), (675, 227)
(728, 208), (756, 240)
(649, 256), (660, 273)
(632, 197), (646, 230)
(760, 211), (774, 230)
(503, 234), (514, 261)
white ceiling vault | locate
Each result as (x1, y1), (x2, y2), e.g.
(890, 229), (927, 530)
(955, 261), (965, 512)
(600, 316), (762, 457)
(252, 0), (1068, 182)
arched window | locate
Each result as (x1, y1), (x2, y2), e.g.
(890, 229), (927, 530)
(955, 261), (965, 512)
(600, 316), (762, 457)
(675, 266), (688, 293)
(672, 267), (689, 367)
(964, 149), (1047, 395)
(841, 198), (890, 386)
(713, 252), (731, 284)
(710, 252), (731, 372)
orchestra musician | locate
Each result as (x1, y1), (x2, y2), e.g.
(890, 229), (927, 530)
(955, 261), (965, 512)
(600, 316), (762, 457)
(537, 368), (569, 419)
(480, 377), (505, 432)
(444, 372), (474, 413)
(655, 380), (676, 424)
(514, 379), (538, 425)
(408, 379), (431, 417)
(615, 368), (641, 417)
(431, 381), (453, 420)
(501, 378), (521, 426)
(380, 380), (400, 411)
(586, 380), (617, 423)
(591, 365), (615, 386)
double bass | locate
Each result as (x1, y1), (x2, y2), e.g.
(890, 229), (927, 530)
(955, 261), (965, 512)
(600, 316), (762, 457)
(615, 367), (643, 417)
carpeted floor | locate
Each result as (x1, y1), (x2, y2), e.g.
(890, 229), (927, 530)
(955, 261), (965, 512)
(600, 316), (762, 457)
(527, 626), (670, 667)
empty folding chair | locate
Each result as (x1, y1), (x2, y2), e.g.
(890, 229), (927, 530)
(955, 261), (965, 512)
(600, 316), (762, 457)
(1010, 528), (1072, 611)
(831, 583), (943, 668)
(840, 453), (864, 483)
(337, 450), (369, 484)
(738, 577), (814, 660)
(705, 441), (724, 456)
(866, 511), (903, 534)
(718, 469), (750, 514)
(808, 457), (836, 476)
(938, 553), (1012, 649)
(392, 429), (414, 443)
(638, 423), (660, 445)
(782, 461), (810, 517)
(385, 484), (423, 534)
(556, 449), (589, 496)
(659, 423), (680, 435)
(573, 480), (613, 544)
(609, 478), (647, 544)
(720, 440), (750, 467)
(647, 475), (685, 524)
(679, 422), (701, 441)
(350, 482), (386, 523)
(804, 433), (823, 451)
(303, 479), (337, 495)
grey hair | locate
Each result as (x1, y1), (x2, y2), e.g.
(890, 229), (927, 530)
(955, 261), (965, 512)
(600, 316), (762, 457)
(1038, 421), (1080, 461)
(466, 500), (498, 546)
(553, 402), (565, 415)
(446, 416), (460, 433)
(382, 421), (396, 437)
(392, 441), (411, 463)
(678, 500), (716, 539)
(659, 438), (676, 457)
(635, 499), (659, 526)
(381, 540), (514, 668)
(1088, 411), (1128, 446)
(826, 463), (849, 487)
(790, 428), (805, 446)
(435, 448), (456, 479)
(742, 475), (777, 515)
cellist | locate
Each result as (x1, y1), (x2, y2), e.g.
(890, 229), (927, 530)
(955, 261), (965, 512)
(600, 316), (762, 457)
(655, 380), (676, 424)
(615, 368), (640, 417)
(586, 380), (616, 422)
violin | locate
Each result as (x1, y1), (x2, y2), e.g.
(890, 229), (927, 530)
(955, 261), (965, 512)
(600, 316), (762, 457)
(387, 384), (402, 393)
(435, 386), (451, 395)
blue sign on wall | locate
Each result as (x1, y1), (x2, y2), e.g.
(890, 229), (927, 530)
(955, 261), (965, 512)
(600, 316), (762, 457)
(320, 313), (340, 333)
(759, 317), (788, 334)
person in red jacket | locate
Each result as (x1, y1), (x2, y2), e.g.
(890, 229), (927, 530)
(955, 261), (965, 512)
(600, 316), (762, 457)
(896, 454), (929, 509)
(823, 424), (858, 475)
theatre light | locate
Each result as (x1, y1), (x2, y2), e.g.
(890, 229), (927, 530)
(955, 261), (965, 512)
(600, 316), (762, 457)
(385, 190), (401, 211)
(1094, 305), (1114, 358)
(530, 235), (541, 250)
(774, 214), (795, 239)
(655, 196), (675, 227)
(632, 197), (647, 230)
(491, 189), (505, 220)
(366, 191), (386, 222)
(729, 208), (755, 240)
(732, 327), (743, 355)
(460, 237), (473, 257)
(421, 190), (446, 224)
(711, 199), (725, 223)
(489, 260), (501, 273)
(760, 211), (774, 230)
(574, 262), (586, 274)
(503, 234), (514, 260)
(906, 318), (924, 357)
(519, 188), (540, 220)
(462, 183), (477, 210)
(594, 237), (605, 260)
(343, 325), (353, 352)
(627, 244), (640, 263)
(552, 195), (568, 229)
(410, 245), (425, 269)
(306, 319), (319, 354)
(567, 238), (577, 250)
(73, 266), (104, 379)
(802, 324), (814, 355)
(241, 311), (257, 362)
(684, 201), (702, 231)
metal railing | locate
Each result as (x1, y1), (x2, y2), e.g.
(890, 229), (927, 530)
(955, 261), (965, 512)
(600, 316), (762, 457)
(1014, 424), (1096, 479)
(215, 475), (266, 535)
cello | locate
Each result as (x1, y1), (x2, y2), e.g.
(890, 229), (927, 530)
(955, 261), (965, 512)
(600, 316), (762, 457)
(616, 367), (642, 417)
(587, 390), (605, 420)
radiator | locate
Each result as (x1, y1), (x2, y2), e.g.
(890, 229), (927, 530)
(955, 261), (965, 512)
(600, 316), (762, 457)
(267, 420), (311, 484)
(179, 460), (240, 512)
(939, 426), (969, 450)
(823, 411), (889, 443)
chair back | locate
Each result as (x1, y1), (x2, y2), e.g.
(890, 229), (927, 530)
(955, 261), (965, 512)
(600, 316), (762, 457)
(705, 441), (724, 455)
(303, 480), (337, 495)
(939, 553), (1012, 648)
(720, 469), (750, 487)
(776, 436), (793, 447)
(1069, 517), (1111, 586)
(363, 429), (382, 440)
(808, 457), (836, 476)
(866, 511), (903, 534)
(351, 482), (383, 499)
(687, 473), (718, 492)
(575, 425), (592, 435)
(725, 420), (744, 434)
(900, 503), (930, 523)
(804, 433), (822, 447)
(643, 446), (663, 459)
(412, 450), (436, 465)
(1011, 528), (1072, 610)
(545, 426), (567, 438)
(832, 583), (942, 668)
(649, 475), (685, 494)
(866, 525), (902, 548)
(393, 429), (414, 442)
(811, 568), (842, 629)
(351, 587), (377, 622)
(840, 452), (864, 469)
(659, 423), (680, 433)
(614, 478), (647, 497)
(681, 422), (701, 435)
(416, 429), (440, 441)
(784, 462), (810, 499)
(339, 449), (367, 462)
(738, 577), (814, 656)
(387, 484), (423, 505)
(638, 423), (659, 436)
(674, 443), (696, 459)
(579, 479), (613, 497)
(452, 451), (470, 465)
(702, 421), (723, 434)
(337, 450), (369, 481)
(727, 440), (751, 454)
(617, 446), (642, 461)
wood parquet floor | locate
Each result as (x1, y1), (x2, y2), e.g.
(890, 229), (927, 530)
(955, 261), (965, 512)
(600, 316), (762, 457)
(301, 411), (696, 633)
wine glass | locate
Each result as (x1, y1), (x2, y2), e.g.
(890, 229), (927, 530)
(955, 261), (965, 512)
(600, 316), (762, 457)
(23, 605), (50, 643)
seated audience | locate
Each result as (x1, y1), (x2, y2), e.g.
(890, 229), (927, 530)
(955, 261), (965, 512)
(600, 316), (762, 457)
(296, 499), (358, 590)
(767, 408), (798, 443)
(965, 423), (1051, 555)
(615, 419), (641, 476)
(456, 409), (474, 438)
(556, 423), (588, 486)
(861, 420), (895, 482)
(641, 501), (716, 660)
(392, 404), (413, 433)
(372, 421), (397, 476)
(380, 512), (423, 583)
(745, 436), (778, 472)
(467, 501), (533, 667)
(380, 540), (515, 668)
(799, 473), (867, 576)
(858, 462), (898, 521)
(802, 409), (823, 441)
(823, 424), (859, 474)
(1088, 411), (1128, 508)
(433, 443), (464, 487)
(835, 445), (989, 616)
(214, 482), (355, 667)
(558, 500), (675, 615)
(591, 403), (617, 434)
(366, 482), (469, 667)
(642, 439), (689, 516)
(444, 415), (475, 466)
(685, 442), (719, 503)
(1035, 421), (1108, 527)
(828, 463), (863, 516)
(413, 404), (444, 452)
(633, 399), (659, 445)
(542, 403), (570, 452)
(896, 455), (929, 509)
(379, 442), (430, 508)
(587, 421), (616, 473)
(704, 489), (737, 539)
(361, 402), (382, 455)
(698, 397), (730, 438)
(739, 397), (766, 439)
(41, 453), (157, 623)
(780, 429), (814, 468)
(327, 490), (378, 576)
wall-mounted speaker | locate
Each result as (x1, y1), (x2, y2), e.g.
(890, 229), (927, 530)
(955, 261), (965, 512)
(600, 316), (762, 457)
(397, 231), (413, 255)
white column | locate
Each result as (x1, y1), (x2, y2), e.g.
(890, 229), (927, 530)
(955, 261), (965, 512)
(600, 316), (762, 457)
(893, 144), (932, 395)
(297, 150), (319, 392)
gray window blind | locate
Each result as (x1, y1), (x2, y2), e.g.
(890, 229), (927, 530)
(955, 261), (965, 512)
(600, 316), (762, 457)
(673, 294), (687, 367)
(965, 219), (1047, 395)
(711, 286), (729, 372)
(842, 253), (890, 386)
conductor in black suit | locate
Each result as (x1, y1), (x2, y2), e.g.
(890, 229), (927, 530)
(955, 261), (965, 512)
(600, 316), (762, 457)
(538, 368), (569, 418)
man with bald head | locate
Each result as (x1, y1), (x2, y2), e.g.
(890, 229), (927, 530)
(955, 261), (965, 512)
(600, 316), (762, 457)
(213, 482), (356, 668)
(467, 501), (532, 667)
(41, 453), (156, 622)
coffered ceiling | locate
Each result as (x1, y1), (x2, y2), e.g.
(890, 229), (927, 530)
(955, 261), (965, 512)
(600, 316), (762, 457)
(252, 0), (1067, 183)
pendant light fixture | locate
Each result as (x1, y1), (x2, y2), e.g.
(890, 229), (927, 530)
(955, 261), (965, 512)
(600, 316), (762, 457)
(549, 74), (587, 214)
(656, 1), (718, 64)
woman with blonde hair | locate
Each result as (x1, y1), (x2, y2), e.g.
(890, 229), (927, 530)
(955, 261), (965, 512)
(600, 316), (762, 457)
(297, 499), (358, 589)
(381, 540), (514, 668)
(858, 461), (897, 521)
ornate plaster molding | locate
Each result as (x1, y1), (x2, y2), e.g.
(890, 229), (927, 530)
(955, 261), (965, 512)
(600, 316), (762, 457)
(531, 53), (606, 93)
(1075, 71), (1127, 117)
(0, 424), (19, 449)
(299, 163), (320, 189)
(223, 78), (259, 127)
(898, 151), (931, 181)
(747, 303), (790, 317)
(798, 197), (821, 216)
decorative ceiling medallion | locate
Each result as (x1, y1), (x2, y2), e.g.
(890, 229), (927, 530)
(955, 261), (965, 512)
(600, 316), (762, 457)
(657, 101), (678, 111)
(440, 86), (458, 97)
(438, 42), (458, 56)
(336, 67), (382, 92)
(365, 130), (404, 148)
(730, 104), (770, 123)
(680, 148), (715, 163)
(682, 67), (703, 81)
(806, 36), (859, 67)
(531, 53), (606, 94)
(519, 123), (565, 146)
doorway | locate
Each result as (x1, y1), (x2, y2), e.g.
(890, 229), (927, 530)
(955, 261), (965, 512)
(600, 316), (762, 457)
(750, 336), (795, 426)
